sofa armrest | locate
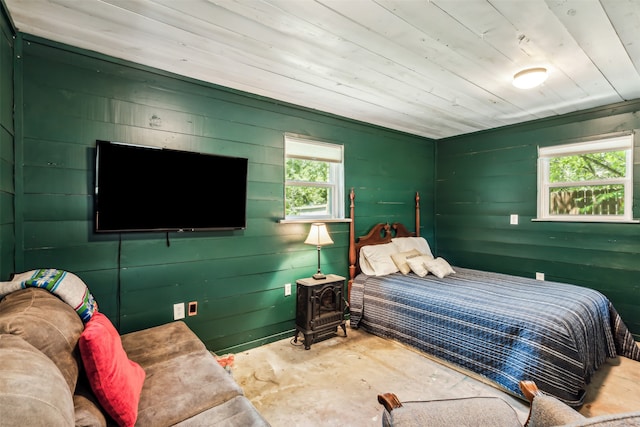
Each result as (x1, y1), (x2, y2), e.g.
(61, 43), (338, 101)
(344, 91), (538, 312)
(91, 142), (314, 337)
(378, 393), (403, 413)
(527, 395), (586, 427)
(520, 381), (586, 427)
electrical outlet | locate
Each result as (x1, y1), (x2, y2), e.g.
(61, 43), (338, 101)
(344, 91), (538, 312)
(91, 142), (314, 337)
(536, 272), (545, 281)
(284, 283), (292, 296)
(510, 214), (518, 225)
(188, 301), (198, 316)
(173, 302), (185, 320)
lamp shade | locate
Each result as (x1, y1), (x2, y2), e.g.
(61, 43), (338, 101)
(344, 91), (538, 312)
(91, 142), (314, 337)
(512, 67), (547, 89)
(304, 223), (334, 247)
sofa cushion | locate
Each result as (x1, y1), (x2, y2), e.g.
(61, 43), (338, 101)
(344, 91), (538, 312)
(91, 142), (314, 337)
(73, 373), (110, 427)
(73, 393), (109, 427)
(0, 334), (75, 426)
(173, 395), (271, 427)
(0, 287), (84, 392)
(121, 321), (245, 426)
(79, 312), (146, 427)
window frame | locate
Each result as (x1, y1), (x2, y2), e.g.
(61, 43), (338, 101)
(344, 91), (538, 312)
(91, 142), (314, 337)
(283, 133), (345, 222)
(536, 134), (635, 223)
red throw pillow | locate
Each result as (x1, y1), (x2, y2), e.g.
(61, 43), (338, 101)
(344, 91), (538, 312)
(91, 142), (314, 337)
(79, 312), (146, 427)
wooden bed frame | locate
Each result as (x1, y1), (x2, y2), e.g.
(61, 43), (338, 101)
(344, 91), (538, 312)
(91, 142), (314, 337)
(347, 188), (421, 298)
(346, 187), (640, 405)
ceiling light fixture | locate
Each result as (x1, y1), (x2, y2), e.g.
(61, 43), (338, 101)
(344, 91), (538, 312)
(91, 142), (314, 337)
(512, 67), (548, 89)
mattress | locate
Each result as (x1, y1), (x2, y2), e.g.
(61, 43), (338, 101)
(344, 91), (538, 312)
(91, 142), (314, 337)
(350, 267), (640, 406)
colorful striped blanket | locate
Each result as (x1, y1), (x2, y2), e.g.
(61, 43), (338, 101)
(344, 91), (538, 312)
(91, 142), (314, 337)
(350, 267), (640, 406)
(0, 269), (98, 322)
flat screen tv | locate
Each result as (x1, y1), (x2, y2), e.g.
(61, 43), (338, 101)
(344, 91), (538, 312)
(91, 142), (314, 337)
(94, 140), (248, 233)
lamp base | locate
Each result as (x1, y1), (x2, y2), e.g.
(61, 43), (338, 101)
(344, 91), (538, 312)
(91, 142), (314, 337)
(312, 272), (326, 280)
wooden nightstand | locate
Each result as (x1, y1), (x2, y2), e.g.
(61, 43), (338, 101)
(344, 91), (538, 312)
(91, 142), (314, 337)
(294, 274), (347, 350)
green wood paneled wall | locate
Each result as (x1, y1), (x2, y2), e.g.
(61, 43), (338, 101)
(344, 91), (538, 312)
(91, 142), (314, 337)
(436, 101), (640, 339)
(0, 4), (14, 279)
(14, 35), (435, 353)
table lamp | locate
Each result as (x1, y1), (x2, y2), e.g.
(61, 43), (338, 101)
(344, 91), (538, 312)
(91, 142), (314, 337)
(304, 223), (334, 280)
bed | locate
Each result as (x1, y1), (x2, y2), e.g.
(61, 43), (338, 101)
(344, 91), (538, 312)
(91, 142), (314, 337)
(346, 189), (640, 406)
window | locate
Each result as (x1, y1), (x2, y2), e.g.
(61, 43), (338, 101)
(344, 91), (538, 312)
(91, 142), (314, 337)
(537, 134), (634, 222)
(284, 134), (344, 220)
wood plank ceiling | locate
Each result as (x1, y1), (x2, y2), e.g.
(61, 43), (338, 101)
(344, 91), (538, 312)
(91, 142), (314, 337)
(5, 0), (640, 139)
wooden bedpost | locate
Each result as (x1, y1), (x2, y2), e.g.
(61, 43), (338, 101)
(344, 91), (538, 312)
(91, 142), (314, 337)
(347, 189), (419, 302)
(348, 188), (356, 303)
(415, 192), (420, 237)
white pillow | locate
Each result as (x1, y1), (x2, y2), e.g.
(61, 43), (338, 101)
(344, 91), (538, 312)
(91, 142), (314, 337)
(406, 255), (435, 277)
(360, 242), (399, 276)
(424, 257), (456, 279)
(392, 237), (433, 258)
(390, 249), (421, 275)
(358, 250), (376, 276)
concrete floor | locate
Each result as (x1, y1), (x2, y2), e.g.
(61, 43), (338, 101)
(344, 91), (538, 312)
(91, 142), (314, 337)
(580, 349), (640, 417)
(232, 325), (640, 427)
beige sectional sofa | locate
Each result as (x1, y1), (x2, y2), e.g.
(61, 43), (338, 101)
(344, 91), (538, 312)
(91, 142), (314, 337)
(0, 285), (270, 426)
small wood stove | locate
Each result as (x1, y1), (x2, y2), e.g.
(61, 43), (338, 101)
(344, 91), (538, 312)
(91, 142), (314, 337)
(294, 274), (347, 350)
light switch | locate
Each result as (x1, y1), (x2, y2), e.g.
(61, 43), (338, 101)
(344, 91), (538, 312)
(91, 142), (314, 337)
(173, 303), (185, 320)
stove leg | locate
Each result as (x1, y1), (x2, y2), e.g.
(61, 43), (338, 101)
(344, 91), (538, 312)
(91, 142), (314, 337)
(340, 323), (347, 337)
(303, 333), (311, 350)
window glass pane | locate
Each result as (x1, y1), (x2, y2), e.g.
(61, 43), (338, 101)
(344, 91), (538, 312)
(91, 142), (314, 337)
(285, 185), (329, 217)
(284, 134), (344, 220)
(549, 151), (626, 182)
(538, 134), (633, 222)
(286, 158), (329, 183)
(549, 184), (625, 216)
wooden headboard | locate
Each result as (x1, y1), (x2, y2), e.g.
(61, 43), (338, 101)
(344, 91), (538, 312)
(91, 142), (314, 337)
(347, 188), (420, 299)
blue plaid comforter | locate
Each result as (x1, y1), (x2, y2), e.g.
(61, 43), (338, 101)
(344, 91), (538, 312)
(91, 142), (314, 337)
(350, 268), (640, 406)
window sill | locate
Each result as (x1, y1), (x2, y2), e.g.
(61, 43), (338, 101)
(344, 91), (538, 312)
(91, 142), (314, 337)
(532, 218), (639, 224)
(278, 218), (352, 224)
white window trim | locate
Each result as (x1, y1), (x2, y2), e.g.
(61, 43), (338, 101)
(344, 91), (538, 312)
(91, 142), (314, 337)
(536, 134), (637, 223)
(282, 133), (346, 222)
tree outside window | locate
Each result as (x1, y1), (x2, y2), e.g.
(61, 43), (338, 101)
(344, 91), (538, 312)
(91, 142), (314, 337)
(537, 135), (634, 222)
(284, 134), (344, 220)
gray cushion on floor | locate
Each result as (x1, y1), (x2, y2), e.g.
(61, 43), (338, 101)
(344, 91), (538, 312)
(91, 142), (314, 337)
(382, 396), (522, 427)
